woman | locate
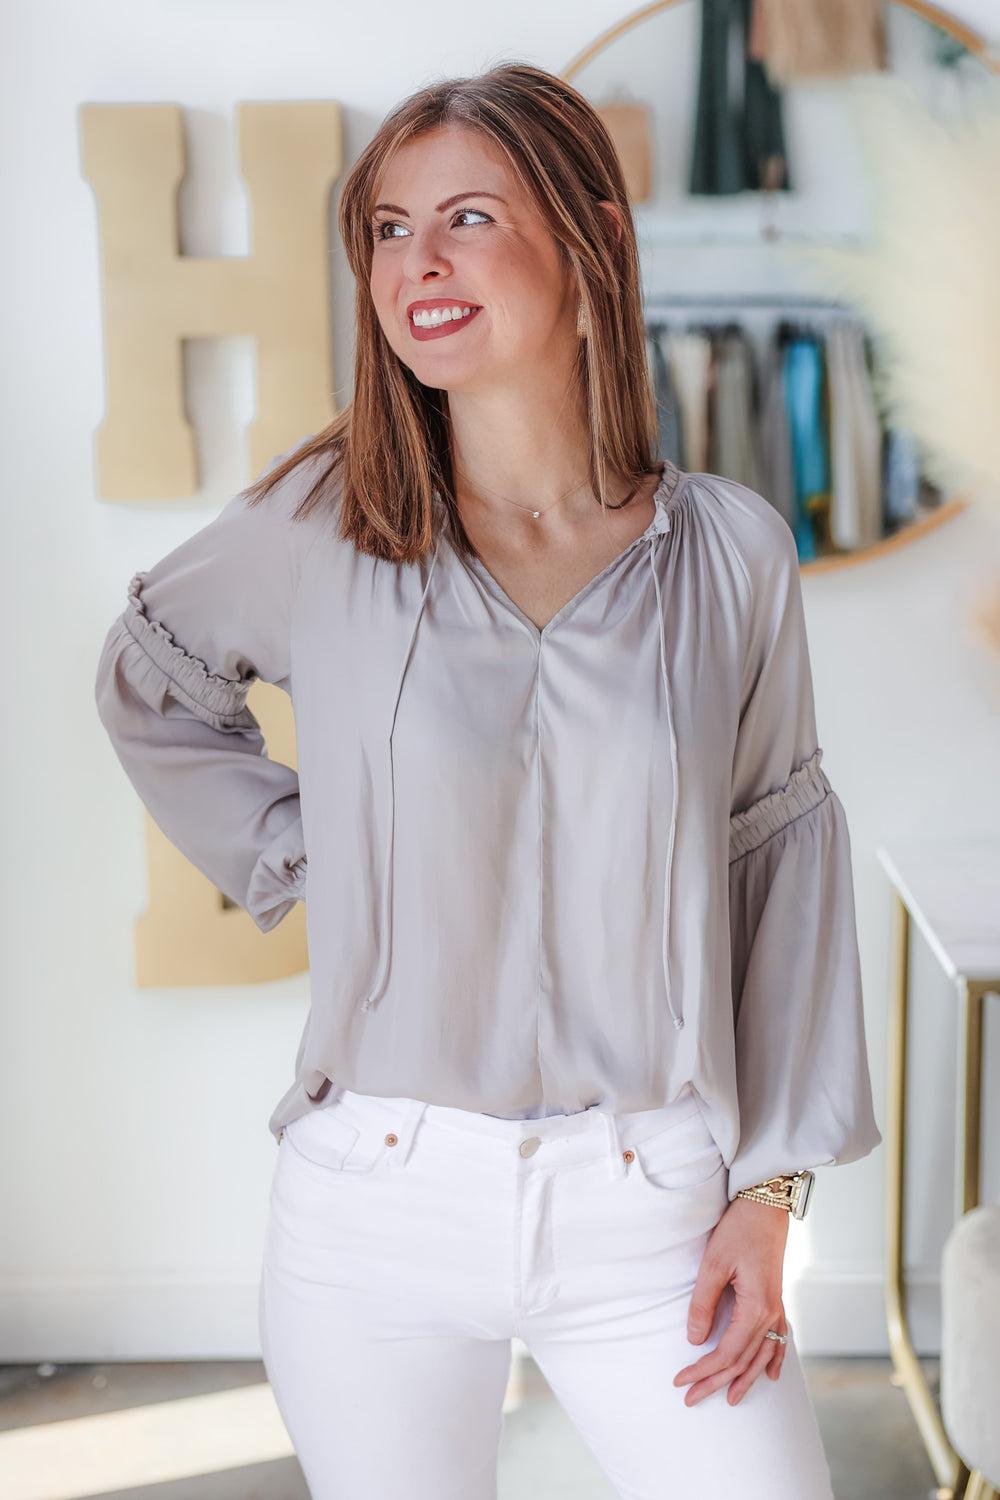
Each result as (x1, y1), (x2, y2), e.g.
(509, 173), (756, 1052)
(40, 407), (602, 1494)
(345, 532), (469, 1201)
(95, 62), (880, 1500)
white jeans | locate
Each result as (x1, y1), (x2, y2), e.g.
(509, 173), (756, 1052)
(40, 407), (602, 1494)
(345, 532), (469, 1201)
(259, 1085), (834, 1500)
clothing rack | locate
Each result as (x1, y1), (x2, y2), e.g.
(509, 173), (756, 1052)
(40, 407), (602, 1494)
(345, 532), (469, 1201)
(644, 293), (851, 310)
(643, 293), (863, 343)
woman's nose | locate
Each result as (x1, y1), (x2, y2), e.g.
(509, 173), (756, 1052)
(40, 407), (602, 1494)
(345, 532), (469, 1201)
(402, 225), (452, 281)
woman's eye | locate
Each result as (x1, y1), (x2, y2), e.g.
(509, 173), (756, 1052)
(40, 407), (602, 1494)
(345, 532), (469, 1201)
(373, 208), (493, 242)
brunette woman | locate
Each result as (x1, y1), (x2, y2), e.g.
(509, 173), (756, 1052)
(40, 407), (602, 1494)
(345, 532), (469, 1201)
(96, 62), (880, 1499)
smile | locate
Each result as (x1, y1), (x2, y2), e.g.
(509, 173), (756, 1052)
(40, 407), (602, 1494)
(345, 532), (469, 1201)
(409, 305), (482, 341)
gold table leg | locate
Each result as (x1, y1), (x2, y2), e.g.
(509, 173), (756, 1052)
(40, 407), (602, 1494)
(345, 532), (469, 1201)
(884, 890), (969, 1498)
(956, 980), (985, 1220)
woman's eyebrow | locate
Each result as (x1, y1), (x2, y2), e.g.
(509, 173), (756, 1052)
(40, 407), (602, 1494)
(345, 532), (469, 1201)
(372, 191), (507, 215)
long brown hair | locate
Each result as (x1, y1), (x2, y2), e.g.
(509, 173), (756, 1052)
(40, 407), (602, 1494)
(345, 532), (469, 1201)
(245, 61), (659, 563)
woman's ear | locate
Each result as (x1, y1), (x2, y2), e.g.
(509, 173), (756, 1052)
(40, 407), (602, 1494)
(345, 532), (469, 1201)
(598, 199), (625, 243)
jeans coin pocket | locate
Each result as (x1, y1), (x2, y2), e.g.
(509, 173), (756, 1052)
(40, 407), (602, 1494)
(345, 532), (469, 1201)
(629, 1109), (727, 1194)
(282, 1108), (365, 1172)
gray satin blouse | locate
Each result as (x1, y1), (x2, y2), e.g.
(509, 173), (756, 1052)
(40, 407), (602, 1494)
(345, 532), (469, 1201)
(94, 439), (880, 1196)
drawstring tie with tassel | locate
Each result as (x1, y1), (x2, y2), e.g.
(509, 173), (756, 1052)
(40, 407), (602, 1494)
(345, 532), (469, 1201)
(649, 528), (684, 1033)
(361, 538), (441, 1013)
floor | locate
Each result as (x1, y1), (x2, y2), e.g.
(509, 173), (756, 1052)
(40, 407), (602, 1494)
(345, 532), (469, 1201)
(0, 1354), (941, 1500)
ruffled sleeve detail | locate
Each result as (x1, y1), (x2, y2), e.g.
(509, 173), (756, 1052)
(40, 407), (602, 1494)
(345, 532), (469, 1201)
(726, 772), (880, 1197)
(122, 572), (256, 727)
(95, 466), (314, 934)
(723, 493), (880, 1196)
(729, 747), (831, 862)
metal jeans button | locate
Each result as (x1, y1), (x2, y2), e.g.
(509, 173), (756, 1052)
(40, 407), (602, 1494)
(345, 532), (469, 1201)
(519, 1136), (541, 1158)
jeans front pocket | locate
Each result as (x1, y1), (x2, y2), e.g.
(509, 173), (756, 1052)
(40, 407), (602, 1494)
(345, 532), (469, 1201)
(628, 1106), (728, 1195)
(282, 1107), (369, 1173)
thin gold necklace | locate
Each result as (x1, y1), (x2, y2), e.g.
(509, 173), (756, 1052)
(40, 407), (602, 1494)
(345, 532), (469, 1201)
(455, 468), (593, 521)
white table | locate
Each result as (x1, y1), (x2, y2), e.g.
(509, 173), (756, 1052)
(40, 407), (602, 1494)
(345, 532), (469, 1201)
(877, 841), (1000, 1500)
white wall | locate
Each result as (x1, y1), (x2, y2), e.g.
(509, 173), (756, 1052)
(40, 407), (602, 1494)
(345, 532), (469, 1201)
(2, 0), (999, 1360)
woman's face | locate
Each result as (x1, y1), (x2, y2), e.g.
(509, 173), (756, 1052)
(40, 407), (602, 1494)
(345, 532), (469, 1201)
(369, 123), (581, 396)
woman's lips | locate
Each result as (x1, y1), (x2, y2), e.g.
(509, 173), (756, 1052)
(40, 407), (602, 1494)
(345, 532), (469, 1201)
(409, 307), (482, 342)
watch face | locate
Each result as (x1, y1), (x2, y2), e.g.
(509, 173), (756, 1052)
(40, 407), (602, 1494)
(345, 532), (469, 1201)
(793, 1171), (815, 1219)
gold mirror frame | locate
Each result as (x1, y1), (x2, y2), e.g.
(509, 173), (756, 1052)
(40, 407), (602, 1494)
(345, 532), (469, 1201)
(562, 0), (999, 574)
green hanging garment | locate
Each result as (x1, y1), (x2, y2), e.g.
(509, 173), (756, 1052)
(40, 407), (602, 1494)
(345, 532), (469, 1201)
(689, 0), (791, 196)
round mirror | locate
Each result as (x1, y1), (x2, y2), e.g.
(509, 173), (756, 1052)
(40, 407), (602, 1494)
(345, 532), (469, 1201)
(562, 0), (1000, 572)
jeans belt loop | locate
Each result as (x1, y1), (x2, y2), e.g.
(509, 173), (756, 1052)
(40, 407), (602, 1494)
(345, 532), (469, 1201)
(388, 1099), (429, 1168)
(602, 1109), (627, 1181)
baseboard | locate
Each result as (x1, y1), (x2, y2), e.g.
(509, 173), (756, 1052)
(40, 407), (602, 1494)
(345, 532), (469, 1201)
(787, 1266), (942, 1356)
(0, 1268), (943, 1363)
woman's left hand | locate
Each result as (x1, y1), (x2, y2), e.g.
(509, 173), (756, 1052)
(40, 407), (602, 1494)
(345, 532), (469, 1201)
(673, 1196), (789, 1406)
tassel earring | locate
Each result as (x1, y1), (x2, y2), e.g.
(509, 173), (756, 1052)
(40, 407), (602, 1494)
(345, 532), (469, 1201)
(577, 299), (588, 339)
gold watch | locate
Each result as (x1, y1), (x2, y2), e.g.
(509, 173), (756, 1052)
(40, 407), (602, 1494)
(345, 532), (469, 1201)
(735, 1170), (815, 1219)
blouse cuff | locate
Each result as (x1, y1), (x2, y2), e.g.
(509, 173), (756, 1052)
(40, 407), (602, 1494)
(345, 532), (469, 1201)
(729, 747), (831, 862)
(247, 820), (308, 932)
(122, 572), (254, 726)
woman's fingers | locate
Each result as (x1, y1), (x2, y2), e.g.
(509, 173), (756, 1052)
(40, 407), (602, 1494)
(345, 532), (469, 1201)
(675, 1303), (786, 1405)
(674, 1310), (767, 1401)
(675, 1319), (749, 1389)
(675, 1338), (757, 1405)
(727, 1328), (781, 1404)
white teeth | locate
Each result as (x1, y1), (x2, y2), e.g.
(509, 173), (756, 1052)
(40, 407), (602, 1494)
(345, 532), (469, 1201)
(412, 305), (476, 328)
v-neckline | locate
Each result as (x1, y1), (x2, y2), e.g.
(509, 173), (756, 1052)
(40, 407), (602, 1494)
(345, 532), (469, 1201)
(437, 462), (685, 641)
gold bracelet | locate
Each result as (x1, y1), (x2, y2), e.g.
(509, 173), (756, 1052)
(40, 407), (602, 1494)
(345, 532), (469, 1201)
(735, 1170), (815, 1220)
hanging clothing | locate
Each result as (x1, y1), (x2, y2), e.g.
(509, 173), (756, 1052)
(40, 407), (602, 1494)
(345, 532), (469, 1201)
(783, 334), (830, 561)
(665, 331), (712, 474)
(710, 328), (761, 492)
(749, 0), (887, 87)
(645, 328), (683, 466)
(94, 440), (880, 1198)
(690, 0), (791, 196)
(883, 427), (921, 528)
(756, 335), (796, 532)
(826, 322), (883, 550)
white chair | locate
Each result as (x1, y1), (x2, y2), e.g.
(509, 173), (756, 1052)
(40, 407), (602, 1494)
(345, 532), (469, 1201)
(941, 1203), (1000, 1500)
